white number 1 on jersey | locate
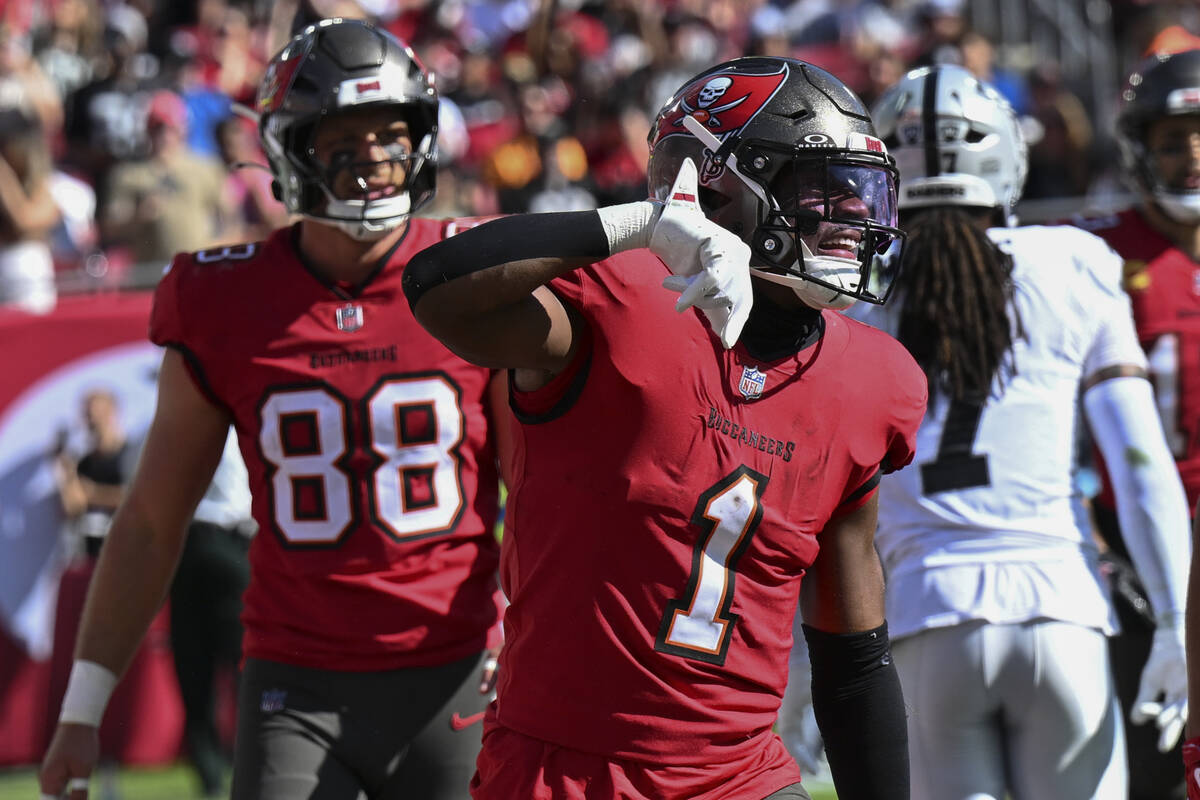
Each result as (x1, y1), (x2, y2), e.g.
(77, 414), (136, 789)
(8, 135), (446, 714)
(655, 466), (768, 665)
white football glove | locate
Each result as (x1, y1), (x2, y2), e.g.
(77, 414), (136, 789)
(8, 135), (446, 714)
(648, 158), (753, 349)
(1130, 621), (1188, 752)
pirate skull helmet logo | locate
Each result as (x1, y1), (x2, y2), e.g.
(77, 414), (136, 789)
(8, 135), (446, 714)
(680, 75), (747, 128)
(698, 77), (732, 107)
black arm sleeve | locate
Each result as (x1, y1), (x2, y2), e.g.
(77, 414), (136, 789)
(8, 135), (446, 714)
(802, 621), (909, 800)
(401, 210), (610, 309)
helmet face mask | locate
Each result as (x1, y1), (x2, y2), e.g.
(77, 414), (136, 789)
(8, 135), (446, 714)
(648, 58), (905, 309)
(1117, 50), (1200, 225)
(870, 64), (1027, 220)
(307, 109), (432, 237)
(753, 148), (902, 309)
(256, 18), (438, 240)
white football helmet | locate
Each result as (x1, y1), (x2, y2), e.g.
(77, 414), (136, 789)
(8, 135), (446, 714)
(871, 64), (1027, 220)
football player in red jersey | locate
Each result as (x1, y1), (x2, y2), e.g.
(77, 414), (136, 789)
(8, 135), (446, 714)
(39, 18), (508, 800)
(1075, 49), (1200, 800)
(405, 57), (926, 800)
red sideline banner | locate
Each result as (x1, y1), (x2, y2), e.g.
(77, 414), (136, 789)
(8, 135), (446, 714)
(0, 292), (184, 766)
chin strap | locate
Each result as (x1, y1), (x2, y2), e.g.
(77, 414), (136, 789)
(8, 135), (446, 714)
(314, 182), (413, 240)
(303, 211), (404, 241)
(750, 239), (861, 311)
(681, 114), (768, 206)
(1153, 189), (1200, 225)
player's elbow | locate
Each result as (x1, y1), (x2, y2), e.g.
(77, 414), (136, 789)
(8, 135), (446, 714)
(404, 249), (465, 334)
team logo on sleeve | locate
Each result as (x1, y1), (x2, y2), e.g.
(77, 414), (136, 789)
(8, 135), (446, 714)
(738, 365), (766, 400)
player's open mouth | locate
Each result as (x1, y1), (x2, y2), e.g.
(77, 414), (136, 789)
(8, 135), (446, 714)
(817, 232), (861, 260)
(363, 185), (399, 200)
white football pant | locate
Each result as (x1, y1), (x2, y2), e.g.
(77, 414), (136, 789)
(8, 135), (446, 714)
(893, 619), (1126, 800)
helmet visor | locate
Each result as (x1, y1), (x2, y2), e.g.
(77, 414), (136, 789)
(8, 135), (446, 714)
(777, 162), (898, 227)
(758, 155), (905, 304)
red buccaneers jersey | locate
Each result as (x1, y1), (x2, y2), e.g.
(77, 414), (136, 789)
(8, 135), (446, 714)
(494, 252), (926, 764)
(1088, 209), (1200, 511)
(150, 221), (502, 671)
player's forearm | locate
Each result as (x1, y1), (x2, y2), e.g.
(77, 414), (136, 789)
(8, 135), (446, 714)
(804, 622), (909, 800)
(1084, 376), (1190, 621)
(1118, 495), (1189, 624)
(73, 495), (188, 677)
(413, 254), (592, 339)
(404, 210), (614, 325)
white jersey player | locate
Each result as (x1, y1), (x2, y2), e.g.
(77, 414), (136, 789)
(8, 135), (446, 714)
(878, 223), (1141, 641)
(779, 64), (1190, 800)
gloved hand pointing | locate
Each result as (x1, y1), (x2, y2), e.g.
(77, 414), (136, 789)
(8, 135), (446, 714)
(649, 158), (753, 349)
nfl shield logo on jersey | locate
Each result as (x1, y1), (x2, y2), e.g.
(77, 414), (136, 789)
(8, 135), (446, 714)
(336, 303), (363, 332)
(739, 366), (766, 399)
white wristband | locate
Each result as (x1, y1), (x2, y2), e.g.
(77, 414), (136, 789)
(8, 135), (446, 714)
(597, 200), (663, 254)
(58, 660), (117, 726)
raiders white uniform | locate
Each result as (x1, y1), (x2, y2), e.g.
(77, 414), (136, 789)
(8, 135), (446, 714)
(842, 224), (1147, 800)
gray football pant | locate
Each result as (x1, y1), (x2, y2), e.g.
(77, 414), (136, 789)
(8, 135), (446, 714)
(231, 650), (489, 800)
(894, 619), (1127, 800)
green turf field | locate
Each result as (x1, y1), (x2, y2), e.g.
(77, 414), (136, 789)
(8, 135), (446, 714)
(0, 763), (217, 799)
(0, 764), (839, 799)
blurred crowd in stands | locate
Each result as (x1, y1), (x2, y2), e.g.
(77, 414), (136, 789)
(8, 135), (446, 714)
(0, 0), (1194, 310)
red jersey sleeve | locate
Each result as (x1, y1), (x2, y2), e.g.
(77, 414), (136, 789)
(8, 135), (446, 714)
(149, 253), (190, 349)
(147, 252), (228, 411)
(882, 362), (926, 473)
(508, 263), (596, 419)
(833, 316), (927, 515)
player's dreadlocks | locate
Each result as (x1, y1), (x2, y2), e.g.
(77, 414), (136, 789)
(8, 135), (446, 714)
(894, 207), (1024, 403)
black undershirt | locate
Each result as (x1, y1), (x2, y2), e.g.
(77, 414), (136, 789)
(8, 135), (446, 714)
(738, 282), (824, 362)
